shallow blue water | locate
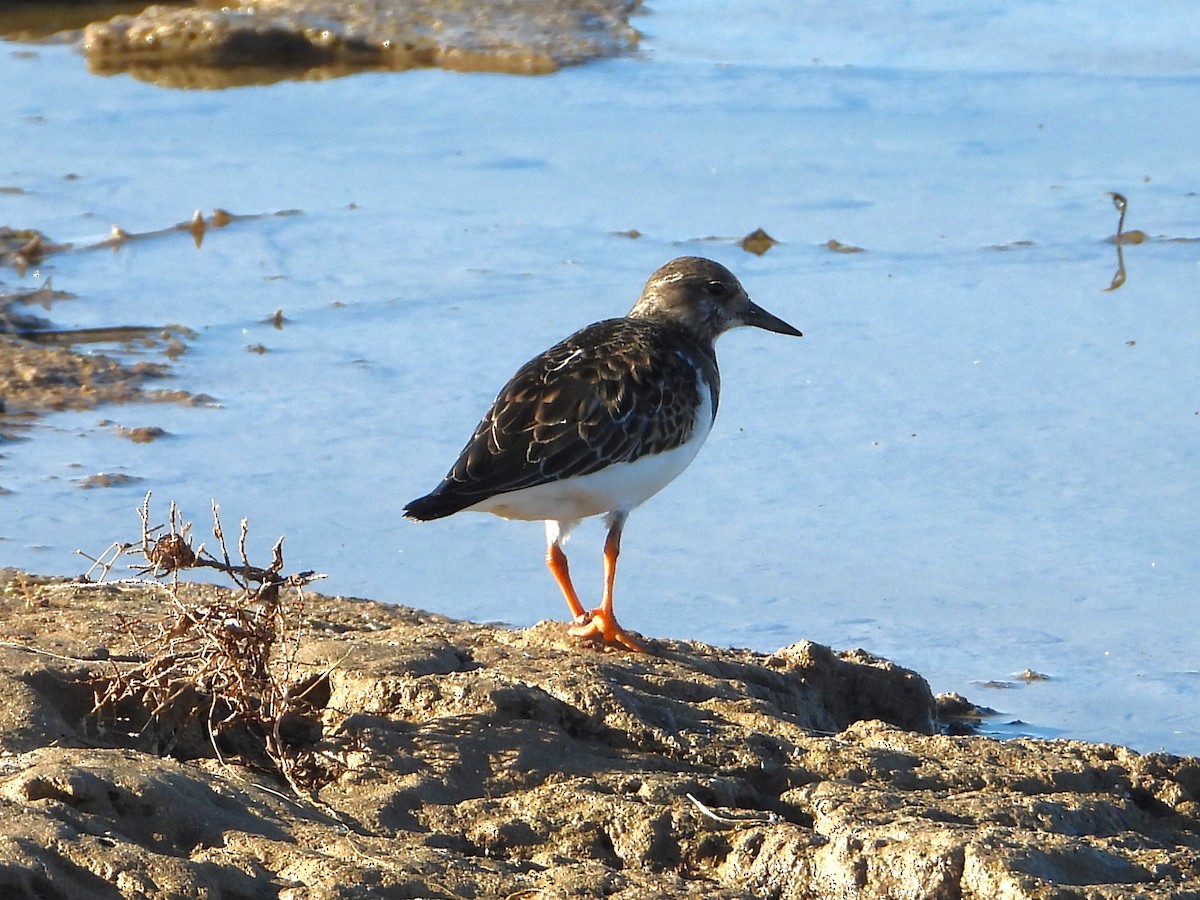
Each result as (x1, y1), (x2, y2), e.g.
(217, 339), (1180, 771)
(2, 3), (1199, 755)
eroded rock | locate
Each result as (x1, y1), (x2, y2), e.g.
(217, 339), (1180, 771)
(82, 0), (641, 85)
(0, 571), (1196, 898)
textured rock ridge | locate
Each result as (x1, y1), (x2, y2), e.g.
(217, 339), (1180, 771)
(0, 572), (1196, 898)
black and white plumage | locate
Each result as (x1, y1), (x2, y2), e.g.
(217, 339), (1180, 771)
(405, 256), (802, 651)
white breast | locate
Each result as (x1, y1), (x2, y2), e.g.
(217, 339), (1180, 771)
(470, 374), (715, 523)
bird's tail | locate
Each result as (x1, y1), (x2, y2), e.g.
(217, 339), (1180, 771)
(403, 488), (475, 521)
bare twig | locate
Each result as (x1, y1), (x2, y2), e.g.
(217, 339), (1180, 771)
(685, 793), (781, 828)
(81, 492), (331, 795)
(1105, 191), (1128, 292)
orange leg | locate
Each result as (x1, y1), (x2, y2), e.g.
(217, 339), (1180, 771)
(546, 542), (587, 620)
(567, 513), (647, 653)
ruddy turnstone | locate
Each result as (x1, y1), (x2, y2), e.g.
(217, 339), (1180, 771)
(404, 256), (801, 652)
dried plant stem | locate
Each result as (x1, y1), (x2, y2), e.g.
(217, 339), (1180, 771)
(81, 492), (332, 795)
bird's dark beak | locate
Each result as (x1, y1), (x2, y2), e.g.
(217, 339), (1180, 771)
(745, 300), (803, 337)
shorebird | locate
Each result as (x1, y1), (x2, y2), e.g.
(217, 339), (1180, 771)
(404, 257), (802, 651)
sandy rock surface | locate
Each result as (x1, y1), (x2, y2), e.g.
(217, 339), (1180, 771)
(81, 0), (640, 84)
(0, 570), (1196, 898)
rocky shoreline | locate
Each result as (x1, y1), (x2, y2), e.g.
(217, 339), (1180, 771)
(77, 0), (640, 86)
(0, 570), (1196, 898)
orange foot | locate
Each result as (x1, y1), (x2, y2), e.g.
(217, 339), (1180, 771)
(568, 609), (648, 653)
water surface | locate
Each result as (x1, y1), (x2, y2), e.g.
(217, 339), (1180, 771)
(2, 2), (1199, 755)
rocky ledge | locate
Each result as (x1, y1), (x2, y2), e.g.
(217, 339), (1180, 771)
(0, 571), (1196, 898)
(80, 0), (640, 85)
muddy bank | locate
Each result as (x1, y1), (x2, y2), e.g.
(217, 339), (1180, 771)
(0, 279), (196, 444)
(0, 210), (299, 443)
(0, 570), (1196, 898)
(0, 267), (186, 451)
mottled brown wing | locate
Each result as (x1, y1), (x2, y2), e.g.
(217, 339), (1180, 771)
(404, 318), (718, 519)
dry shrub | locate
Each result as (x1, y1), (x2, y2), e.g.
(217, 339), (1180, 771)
(82, 493), (337, 793)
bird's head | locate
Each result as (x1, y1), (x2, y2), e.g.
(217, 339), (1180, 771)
(629, 256), (802, 343)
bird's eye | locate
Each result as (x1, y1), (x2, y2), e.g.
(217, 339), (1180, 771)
(705, 281), (727, 298)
